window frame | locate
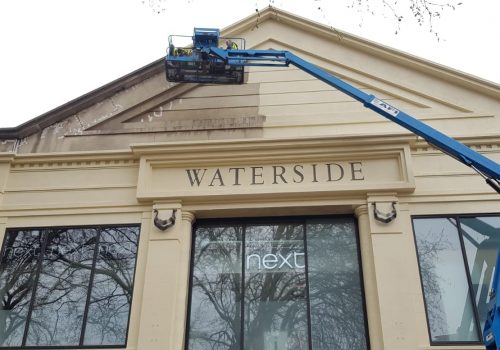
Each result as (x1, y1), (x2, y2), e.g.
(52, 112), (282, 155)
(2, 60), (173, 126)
(0, 224), (142, 349)
(412, 213), (500, 346)
(184, 215), (370, 350)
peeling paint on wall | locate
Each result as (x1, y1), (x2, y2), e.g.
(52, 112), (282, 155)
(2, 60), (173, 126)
(0, 140), (17, 152)
(90, 98), (124, 127)
(14, 138), (28, 152)
(41, 121), (67, 139)
(145, 106), (166, 123)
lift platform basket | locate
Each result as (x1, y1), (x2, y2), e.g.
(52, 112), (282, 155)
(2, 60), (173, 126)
(165, 29), (245, 84)
(165, 57), (245, 84)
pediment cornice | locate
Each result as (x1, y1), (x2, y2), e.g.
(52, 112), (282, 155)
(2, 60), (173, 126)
(1, 6), (498, 141)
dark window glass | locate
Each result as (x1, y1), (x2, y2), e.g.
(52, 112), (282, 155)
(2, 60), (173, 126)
(188, 225), (243, 350)
(413, 215), (500, 344)
(460, 217), (500, 332)
(0, 225), (140, 348)
(414, 218), (478, 342)
(83, 226), (140, 346)
(187, 217), (368, 350)
(307, 218), (367, 350)
(244, 224), (308, 350)
(26, 228), (98, 346)
(0, 230), (43, 347)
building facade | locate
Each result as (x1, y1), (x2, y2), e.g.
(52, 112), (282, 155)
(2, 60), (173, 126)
(1, 8), (499, 350)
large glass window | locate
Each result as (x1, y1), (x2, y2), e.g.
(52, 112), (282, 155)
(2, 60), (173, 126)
(0, 225), (140, 348)
(186, 217), (368, 350)
(413, 215), (500, 344)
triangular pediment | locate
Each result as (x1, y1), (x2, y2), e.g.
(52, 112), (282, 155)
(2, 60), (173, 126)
(83, 35), (475, 136)
(2, 6), (498, 154)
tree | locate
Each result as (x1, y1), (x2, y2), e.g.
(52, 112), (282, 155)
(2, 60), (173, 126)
(339, 0), (463, 36)
(142, 0), (463, 39)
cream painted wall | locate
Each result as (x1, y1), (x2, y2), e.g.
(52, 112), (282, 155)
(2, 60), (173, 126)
(0, 133), (499, 349)
(1, 8), (499, 350)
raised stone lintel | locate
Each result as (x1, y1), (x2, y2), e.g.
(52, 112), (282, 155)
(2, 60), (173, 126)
(134, 136), (416, 204)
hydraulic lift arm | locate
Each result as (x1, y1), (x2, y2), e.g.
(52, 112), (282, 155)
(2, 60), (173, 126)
(165, 28), (500, 193)
(208, 47), (500, 193)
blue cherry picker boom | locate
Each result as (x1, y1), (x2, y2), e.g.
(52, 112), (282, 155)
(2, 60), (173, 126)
(165, 28), (500, 194)
(165, 28), (500, 346)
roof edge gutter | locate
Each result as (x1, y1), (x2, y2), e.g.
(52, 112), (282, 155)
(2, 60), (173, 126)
(0, 58), (165, 139)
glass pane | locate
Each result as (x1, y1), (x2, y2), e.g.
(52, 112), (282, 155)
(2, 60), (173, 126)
(0, 230), (43, 347)
(306, 218), (368, 350)
(83, 226), (140, 346)
(460, 216), (500, 331)
(188, 225), (243, 350)
(26, 228), (98, 346)
(414, 218), (479, 342)
(244, 223), (308, 350)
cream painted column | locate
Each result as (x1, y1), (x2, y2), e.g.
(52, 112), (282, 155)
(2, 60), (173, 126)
(170, 211), (195, 350)
(0, 153), (14, 207)
(0, 217), (7, 245)
(137, 209), (195, 350)
(0, 154), (9, 248)
(354, 205), (384, 350)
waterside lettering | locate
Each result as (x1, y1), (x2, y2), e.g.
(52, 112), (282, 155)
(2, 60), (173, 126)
(185, 162), (365, 187)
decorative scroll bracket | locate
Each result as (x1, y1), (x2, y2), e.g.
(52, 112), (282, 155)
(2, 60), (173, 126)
(153, 209), (177, 231)
(372, 202), (397, 224)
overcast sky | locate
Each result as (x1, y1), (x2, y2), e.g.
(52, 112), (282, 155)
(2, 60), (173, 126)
(1, 0), (499, 128)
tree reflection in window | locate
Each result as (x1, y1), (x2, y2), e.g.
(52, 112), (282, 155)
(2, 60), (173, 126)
(187, 218), (368, 350)
(84, 227), (140, 345)
(245, 224), (308, 350)
(413, 216), (500, 344)
(0, 225), (140, 348)
(307, 218), (368, 350)
(188, 225), (242, 350)
(0, 230), (43, 347)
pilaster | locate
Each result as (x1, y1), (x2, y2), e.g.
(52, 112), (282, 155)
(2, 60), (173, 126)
(355, 205), (384, 350)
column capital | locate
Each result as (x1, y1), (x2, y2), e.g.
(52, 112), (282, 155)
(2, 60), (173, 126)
(181, 211), (196, 224)
(354, 205), (369, 218)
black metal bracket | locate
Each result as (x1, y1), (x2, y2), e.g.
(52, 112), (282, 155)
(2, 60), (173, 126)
(153, 209), (177, 231)
(372, 202), (397, 224)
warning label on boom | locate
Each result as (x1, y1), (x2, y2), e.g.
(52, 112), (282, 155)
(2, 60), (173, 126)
(370, 98), (400, 117)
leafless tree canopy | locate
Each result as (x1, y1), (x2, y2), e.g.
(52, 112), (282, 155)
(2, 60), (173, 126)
(143, 0), (463, 37)
(343, 0), (462, 35)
